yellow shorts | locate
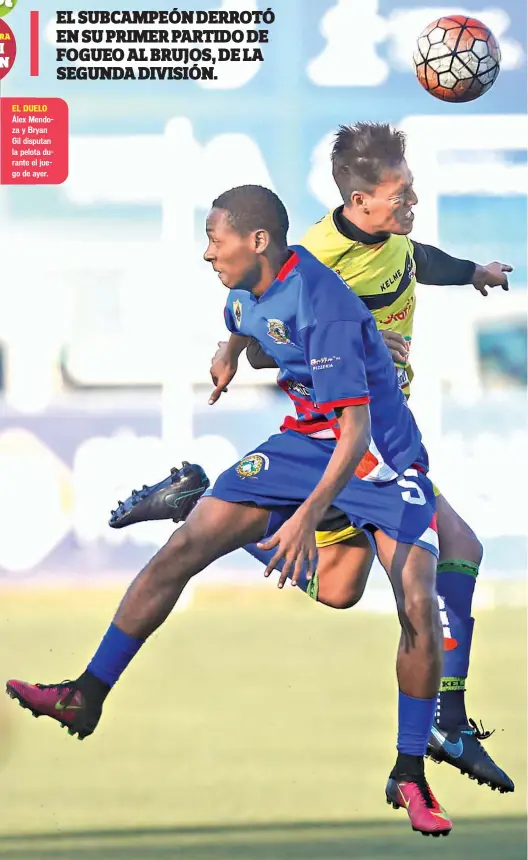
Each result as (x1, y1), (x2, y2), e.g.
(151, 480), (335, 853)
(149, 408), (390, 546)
(315, 482), (441, 549)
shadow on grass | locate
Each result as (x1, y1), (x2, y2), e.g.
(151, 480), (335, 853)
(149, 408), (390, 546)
(0, 816), (526, 860)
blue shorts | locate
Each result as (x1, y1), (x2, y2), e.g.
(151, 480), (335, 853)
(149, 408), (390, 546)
(208, 431), (438, 556)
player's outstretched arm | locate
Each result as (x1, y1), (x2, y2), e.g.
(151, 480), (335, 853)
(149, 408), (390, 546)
(412, 241), (475, 284)
(412, 241), (512, 293)
(209, 334), (249, 404)
(247, 333), (408, 370)
(258, 404), (371, 588)
(470, 261), (512, 296)
(294, 403), (371, 530)
(211, 337), (277, 370)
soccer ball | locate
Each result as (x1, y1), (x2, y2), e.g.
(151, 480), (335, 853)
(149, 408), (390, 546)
(413, 15), (500, 102)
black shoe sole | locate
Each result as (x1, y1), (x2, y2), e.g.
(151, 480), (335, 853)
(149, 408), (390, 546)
(109, 464), (209, 529)
(426, 749), (514, 793)
(385, 796), (451, 837)
(6, 683), (89, 740)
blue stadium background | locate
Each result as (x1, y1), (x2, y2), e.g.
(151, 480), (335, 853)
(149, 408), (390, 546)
(0, 0), (526, 591)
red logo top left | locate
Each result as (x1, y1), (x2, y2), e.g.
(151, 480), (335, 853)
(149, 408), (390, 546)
(0, 17), (16, 80)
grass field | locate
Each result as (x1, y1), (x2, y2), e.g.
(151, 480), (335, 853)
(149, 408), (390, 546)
(0, 587), (525, 860)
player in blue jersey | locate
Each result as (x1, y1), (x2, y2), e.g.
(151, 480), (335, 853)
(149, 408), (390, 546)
(90, 128), (512, 798)
(8, 185), (451, 836)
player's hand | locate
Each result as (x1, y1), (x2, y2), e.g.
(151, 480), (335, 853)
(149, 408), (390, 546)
(257, 510), (318, 589)
(472, 262), (512, 296)
(209, 341), (237, 405)
(381, 330), (409, 364)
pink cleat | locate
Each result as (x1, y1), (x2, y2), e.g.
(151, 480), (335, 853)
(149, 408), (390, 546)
(6, 679), (101, 739)
(386, 774), (452, 836)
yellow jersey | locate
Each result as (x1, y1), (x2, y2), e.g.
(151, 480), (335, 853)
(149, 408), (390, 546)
(301, 208), (417, 394)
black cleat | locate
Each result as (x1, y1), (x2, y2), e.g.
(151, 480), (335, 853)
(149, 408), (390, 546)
(109, 462), (210, 529)
(427, 717), (515, 793)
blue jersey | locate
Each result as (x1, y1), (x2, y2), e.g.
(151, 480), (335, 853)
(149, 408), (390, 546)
(224, 245), (423, 481)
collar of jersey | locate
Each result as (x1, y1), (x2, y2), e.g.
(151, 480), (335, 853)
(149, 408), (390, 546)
(332, 206), (390, 246)
(250, 248), (300, 303)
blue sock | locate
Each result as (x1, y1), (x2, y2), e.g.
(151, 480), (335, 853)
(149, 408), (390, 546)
(436, 559), (479, 729)
(436, 559), (478, 618)
(397, 692), (437, 755)
(87, 623), (144, 687)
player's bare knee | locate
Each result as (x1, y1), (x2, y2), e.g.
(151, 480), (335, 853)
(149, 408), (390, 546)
(437, 495), (483, 564)
(440, 520), (482, 564)
(317, 570), (366, 609)
(320, 585), (364, 610)
(456, 526), (483, 565)
(394, 565), (438, 623)
(338, 587), (364, 609)
(401, 590), (440, 628)
(463, 531), (483, 565)
(441, 537), (482, 566)
(153, 525), (203, 582)
(316, 540), (371, 609)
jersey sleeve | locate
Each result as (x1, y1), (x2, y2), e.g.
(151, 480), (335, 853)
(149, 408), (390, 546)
(411, 240), (476, 285)
(300, 320), (370, 413)
(223, 301), (237, 333)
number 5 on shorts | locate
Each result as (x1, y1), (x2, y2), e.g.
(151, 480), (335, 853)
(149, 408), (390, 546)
(397, 469), (426, 505)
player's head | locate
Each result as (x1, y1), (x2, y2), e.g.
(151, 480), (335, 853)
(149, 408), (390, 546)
(204, 185), (289, 291)
(332, 122), (418, 235)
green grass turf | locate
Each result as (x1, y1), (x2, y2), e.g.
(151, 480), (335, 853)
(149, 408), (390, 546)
(0, 588), (525, 860)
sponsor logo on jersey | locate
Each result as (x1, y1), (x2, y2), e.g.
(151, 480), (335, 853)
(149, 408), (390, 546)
(379, 268), (402, 291)
(235, 452), (270, 479)
(379, 296), (414, 326)
(233, 300), (242, 328)
(310, 355), (341, 370)
(267, 319), (290, 344)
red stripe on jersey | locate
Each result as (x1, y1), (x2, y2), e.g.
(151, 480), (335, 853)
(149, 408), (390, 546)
(429, 512), (438, 533)
(354, 450), (380, 479)
(317, 395), (370, 412)
(278, 381), (368, 439)
(278, 380), (320, 418)
(280, 415), (339, 435)
(276, 251), (300, 282)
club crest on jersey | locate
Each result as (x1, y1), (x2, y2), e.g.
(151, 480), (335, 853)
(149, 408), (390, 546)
(233, 300), (242, 328)
(236, 452), (270, 479)
(267, 319), (290, 344)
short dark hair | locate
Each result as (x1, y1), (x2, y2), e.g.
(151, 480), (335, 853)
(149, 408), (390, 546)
(331, 122), (407, 202)
(212, 185), (289, 246)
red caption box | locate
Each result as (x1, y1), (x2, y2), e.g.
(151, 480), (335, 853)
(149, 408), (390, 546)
(0, 98), (68, 185)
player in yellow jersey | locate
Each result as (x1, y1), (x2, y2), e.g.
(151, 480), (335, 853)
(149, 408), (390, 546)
(107, 124), (514, 799)
(239, 124), (513, 795)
